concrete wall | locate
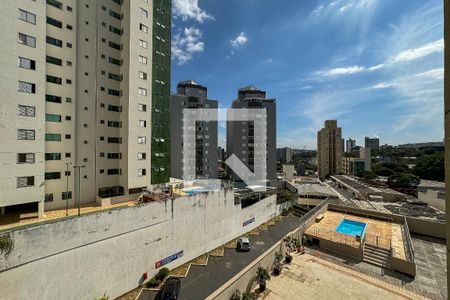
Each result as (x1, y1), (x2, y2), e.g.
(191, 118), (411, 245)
(418, 190), (445, 212)
(391, 256), (416, 277)
(0, 189), (280, 299)
(320, 239), (363, 261)
(406, 217), (446, 239)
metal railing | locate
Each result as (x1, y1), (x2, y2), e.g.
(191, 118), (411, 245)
(298, 199), (330, 230)
(308, 226), (362, 247)
(363, 232), (391, 251)
(403, 215), (415, 261)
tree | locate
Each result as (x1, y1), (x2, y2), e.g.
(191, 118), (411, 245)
(362, 171), (377, 180)
(388, 172), (421, 187)
(414, 153), (444, 182)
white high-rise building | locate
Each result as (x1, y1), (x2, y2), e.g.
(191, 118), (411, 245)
(0, 0), (171, 217)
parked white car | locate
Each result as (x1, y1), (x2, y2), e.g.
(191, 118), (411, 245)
(237, 237), (251, 251)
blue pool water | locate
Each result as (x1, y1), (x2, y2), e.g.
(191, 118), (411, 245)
(183, 188), (209, 196)
(336, 219), (367, 237)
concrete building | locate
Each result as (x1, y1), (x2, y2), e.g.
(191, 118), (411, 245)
(341, 147), (372, 177)
(317, 120), (343, 180)
(0, 0), (171, 216)
(276, 147), (292, 163)
(226, 86), (276, 183)
(218, 146), (226, 162)
(417, 180), (445, 212)
(346, 138), (356, 153)
(341, 138), (345, 155)
(282, 164), (295, 182)
(170, 80), (218, 180)
(365, 136), (380, 150)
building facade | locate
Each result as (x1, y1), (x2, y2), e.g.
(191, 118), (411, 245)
(0, 0), (171, 216)
(317, 120), (343, 180)
(170, 80), (218, 180)
(346, 138), (356, 153)
(276, 147), (292, 163)
(365, 136), (380, 150)
(341, 147), (371, 177)
(226, 86), (276, 183)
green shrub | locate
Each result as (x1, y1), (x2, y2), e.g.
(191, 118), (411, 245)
(230, 290), (241, 300)
(242, 291), (257, 300)
(155, 267), (169, 281)
(146, 278), (161, 288)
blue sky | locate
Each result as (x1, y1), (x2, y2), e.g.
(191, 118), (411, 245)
(171, 0), (444, 149)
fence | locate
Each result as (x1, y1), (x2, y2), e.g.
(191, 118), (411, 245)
(403, 215), (415, 261)
(363, 232), (391, 250)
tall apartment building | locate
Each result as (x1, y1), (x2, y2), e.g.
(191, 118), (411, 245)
(346, 138), (356, 152)
(170, 80), (218, 180)
(276, 147), (292, 163)
(317, 120), (343, 180)
(226, 86), (276, 183)
(365, 136), (380, 150)
(0, 0), (171, 217)
(341, 147), (371, 177)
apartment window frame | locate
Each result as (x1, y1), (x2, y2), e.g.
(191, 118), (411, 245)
(17, 176), (34, 188)
(19, 9), (36, 24)
(17, 129), (35, 140)
(18, 105), (36, 117)
(18, 33), (36, 47)
(17, 153), (35, 164)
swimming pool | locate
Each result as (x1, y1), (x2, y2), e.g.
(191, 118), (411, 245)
(336, 219), (367, 237)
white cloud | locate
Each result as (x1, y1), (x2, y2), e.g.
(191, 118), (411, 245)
(389, 38), (444, 63)
(416, 68), (444, 80)
(230, 32), (248, 48)
(316, 65), (365, 77)
(339, 4), (353, 13)
(367, 64), (384, 71)
(173, 0), (214, 23)
(171, 27), (204, 65)
(373, 82), (396, 89)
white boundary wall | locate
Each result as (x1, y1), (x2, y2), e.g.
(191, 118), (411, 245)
(0, 188), (281, 299)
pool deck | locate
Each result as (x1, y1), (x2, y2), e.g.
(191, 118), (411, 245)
(305, 210), (406, 260)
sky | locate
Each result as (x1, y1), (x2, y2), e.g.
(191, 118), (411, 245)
(170, 0), (444, 150)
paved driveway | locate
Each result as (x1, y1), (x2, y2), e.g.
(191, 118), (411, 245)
(138, 215), (299, 300)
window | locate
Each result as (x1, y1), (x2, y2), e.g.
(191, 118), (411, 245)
(138, 120), (146, 128)
(47, 16), (62, 28)
(137, 136), (146, 144)
(109, 41), (121, 50)
(46, 94), (62, 103)
(17, 153), (35, 164)
(107, 121), (121, 128)
(46, 56), (62, 66)
(107, 153), (121, 159)
(108, 73), (122, 81)
(45, 172), (61, 180)
(46, 114), (61, 122)
(46, 0), (63, 9)
(17, 129), (35, 140)
(139, 39), (148, 49)
(19, 9), (36, 24)
(109, 9), (122, 20)
(109, 25), (122, 35)
(62, 191), (72, 200)
(107, 169), (120, 175)
(108, 57), (122, 66)
(45, 153), (61, 161)
(17, 176), (34, 188)
(108, 105), (121, 112)
(139, 23), (148, 33)
(140, 8), (148, 18)
(107, 137), (121, 144)
(46, 36), (62, 47)
(45, 194), (54, 203)
(45, 133), (61, 141)
(18, 81), (36, 93)
(139, 71), (147, 80)
(137, 169), (146, 177)
(108, 89), (121, 96)
(18, 33), (36, 47)
(138, 87), (147, 96)
(111, 0), (123, 4)
(137, 152), (146, 160)
(138, 104), (147, 112)
(18, 105), (35, 117)
(46, 75), (62, 85)
(18, 57), (36, 70)
(138, 55), (147, 64)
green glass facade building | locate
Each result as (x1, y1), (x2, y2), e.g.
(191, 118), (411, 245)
(151, 0), (171, 184)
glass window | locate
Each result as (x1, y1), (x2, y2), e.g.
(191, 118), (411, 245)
(17, 129), (35, 140)
(18, 33), (36, 47)
(18, 57), (36, 70)
(45, 172), (61, 180)
(46, 16), (62, 28)
(138, 55), (147, 64)
(46, 36), (62, 47)
(46, 75), (62, 85)
(19, 9), (36, 24)
(17, 176), (34, 188)
(46, 94), (62, 103)
(17, 153), (35, 164)
(139, 39), (148, 49)
(46, 0), (63, 9)
(46, 56), (62, 66)
(45, 153), (61, 160)
(46, 114), (61, 122)
(18, 105), (35, 117)
(45, 133), (61, 141)
(18, 81), (35, 93)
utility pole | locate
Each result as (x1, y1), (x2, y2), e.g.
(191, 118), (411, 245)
(65, 162), (72, 216)
(73, 165), (85, 217)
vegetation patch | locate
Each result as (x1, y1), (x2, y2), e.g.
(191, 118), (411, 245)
(0, 234), (14, 256)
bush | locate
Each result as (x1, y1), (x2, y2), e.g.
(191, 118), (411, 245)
(242, 291), (257, 300)
(256, 267), (270, 282)
(146, 278), (161, 288)
(230, 290), (241, 300)
(155, 267), (169, 281)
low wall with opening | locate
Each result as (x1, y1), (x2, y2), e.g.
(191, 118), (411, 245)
(0, 188), (281, 300)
